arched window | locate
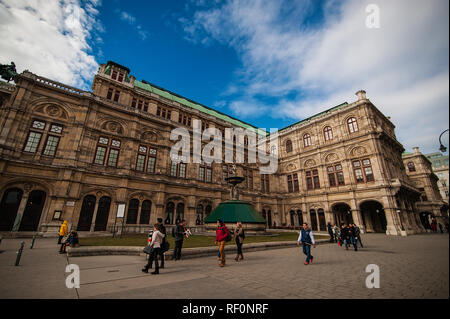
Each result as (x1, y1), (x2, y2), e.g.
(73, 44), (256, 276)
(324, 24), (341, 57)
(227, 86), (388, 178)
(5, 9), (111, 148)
(139, 200), (151, 224)
(176, 203), (184, 224)
(164, 202), (175, 225)
(285, 139), (293, 153)
(347, 117), (359, 133)
(196, 204), (203, 225)
(407, 162), (416, 172)
(323, 126), (333, 141)
(303, 133), (312, 147)
(126, 199), (139, 224)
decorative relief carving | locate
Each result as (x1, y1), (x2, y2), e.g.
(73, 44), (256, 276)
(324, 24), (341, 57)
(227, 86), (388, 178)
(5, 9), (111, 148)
(325, 153), (339, 163)
(101, 120), (124, 134)
(351, 146), (367, 157)
(285, 163), (297, 172)
(142, 131), (158, 142)
(304, 159), (316, 168)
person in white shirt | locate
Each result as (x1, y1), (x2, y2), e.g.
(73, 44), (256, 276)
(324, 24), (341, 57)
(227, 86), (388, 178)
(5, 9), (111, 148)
(142, 224), (165, 274)
(296, 222), (316, 265)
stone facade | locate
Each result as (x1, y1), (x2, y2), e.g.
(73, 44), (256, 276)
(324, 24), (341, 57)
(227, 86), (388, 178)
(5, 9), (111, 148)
(0, 61), (447, 236)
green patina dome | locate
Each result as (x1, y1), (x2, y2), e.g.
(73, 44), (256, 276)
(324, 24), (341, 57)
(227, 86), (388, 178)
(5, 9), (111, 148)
(204, 200), (266, 224)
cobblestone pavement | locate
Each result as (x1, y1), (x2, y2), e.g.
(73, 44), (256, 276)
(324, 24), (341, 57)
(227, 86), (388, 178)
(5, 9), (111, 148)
(0, 233), (448, 299)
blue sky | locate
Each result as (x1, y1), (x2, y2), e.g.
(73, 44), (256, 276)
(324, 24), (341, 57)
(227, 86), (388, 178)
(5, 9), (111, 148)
(0, 0), (449, 154)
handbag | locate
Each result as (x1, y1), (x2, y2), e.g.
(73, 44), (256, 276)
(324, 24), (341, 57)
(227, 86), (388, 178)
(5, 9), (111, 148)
(161, 241), (170, 253)
(143, 245), (153, 254)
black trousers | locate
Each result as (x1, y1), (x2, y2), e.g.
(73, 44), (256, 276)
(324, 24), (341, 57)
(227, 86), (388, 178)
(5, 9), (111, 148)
(159, 246), (165, 266)
(145, 247), (161, 272)
(173, 240), (183, 260)
(236, 239), (243, 255)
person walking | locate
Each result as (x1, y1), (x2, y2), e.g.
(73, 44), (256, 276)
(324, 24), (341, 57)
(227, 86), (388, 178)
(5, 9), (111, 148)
(156, 218), (166, 268)
(297, 222), (316, 265)
(327, 222), (334, 243)
(353, 224), (363, 248)
(142, 224), (165, 275)
(438, 223), (443, 233)
(234, 221), (245, 261)
(333, 224), (340, 243)
(172, 219), (186, 261)
(341, 224), (350, 250)
(58, 220), (68, 245)
(348, 224), (358, 251)
(215, 219), (229, 267)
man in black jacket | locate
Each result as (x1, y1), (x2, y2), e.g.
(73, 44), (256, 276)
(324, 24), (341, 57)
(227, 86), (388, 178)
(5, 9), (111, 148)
(173, 219), (186, 260)
(156, 218), (167, 268)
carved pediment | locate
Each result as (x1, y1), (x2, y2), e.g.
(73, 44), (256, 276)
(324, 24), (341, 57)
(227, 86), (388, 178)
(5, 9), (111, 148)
(350, 146), (367, 157)
(142, 131), (158, 142)
(325, 153), (339, 163)
(304, 159), (316, 168)
(34, 104), (68, 120)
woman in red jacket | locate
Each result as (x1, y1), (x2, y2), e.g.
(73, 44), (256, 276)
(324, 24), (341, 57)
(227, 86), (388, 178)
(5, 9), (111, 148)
(215, 219), (229, 267)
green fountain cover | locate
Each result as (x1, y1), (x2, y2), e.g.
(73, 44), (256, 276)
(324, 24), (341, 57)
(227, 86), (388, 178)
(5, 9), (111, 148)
(204, 200), (266, 224)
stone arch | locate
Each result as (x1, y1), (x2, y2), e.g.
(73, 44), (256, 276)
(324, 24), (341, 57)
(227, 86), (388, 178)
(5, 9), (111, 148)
(99, 119), (125, 135)
(29, 98), (73, 121)
(324, 152), (339, 163)
(359, 200), (387, 233)
(349, 145), (368, 158)
(141, 131), (158, 143)
(303, 158), (317, 168)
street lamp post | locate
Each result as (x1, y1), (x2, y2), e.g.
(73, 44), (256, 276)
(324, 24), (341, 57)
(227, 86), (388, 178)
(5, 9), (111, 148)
(439, 129), (449, 153)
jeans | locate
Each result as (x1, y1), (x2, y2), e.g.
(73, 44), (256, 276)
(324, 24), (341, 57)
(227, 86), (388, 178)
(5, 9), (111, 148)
(173, 240), (183, 260)
(302, 243), (313, 263)
(218, 240), (226, 265)
(350, 236), (358, 251)
(146, 247), (161, 272)
(236, 238), (243, 255)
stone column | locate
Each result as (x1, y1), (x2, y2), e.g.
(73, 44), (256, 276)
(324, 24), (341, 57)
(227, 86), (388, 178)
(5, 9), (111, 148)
(12, 191), (30, 232)
(89, 199), (100, 232)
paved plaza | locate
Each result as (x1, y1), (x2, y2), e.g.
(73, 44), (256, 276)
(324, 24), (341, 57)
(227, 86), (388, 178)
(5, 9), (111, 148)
(0, 233), (448, 299)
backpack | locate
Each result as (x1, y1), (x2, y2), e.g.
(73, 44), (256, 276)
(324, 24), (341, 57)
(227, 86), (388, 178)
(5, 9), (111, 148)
(223, 227), (232, 242)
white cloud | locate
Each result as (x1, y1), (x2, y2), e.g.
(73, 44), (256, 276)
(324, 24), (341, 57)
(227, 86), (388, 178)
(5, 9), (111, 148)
(181, 0), (449, 153)
(118, 10), (149, 41)
(0, 0), (102, 90)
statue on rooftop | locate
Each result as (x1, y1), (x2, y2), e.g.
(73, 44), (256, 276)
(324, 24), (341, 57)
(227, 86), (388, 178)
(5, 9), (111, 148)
(0, 62), (18, 83)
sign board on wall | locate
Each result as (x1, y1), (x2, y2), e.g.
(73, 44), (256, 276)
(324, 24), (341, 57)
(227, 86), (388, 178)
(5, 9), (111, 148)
(117, 203), (125, 218)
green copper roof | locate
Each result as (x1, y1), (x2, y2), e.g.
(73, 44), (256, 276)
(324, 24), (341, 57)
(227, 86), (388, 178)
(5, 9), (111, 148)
(134, 80), (267, 136)
(204, 200), (266, 224)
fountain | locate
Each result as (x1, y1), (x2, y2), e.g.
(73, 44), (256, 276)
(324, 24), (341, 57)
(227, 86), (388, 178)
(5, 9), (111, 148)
(204, 165), (267, 234)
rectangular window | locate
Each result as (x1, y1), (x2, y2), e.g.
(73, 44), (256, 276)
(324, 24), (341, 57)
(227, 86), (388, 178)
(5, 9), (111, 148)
(329, 173), (336, 187)
(364, 167), (374, 181)
(144, 102), (149, 112)
(337, 171), (345, 185)
(287, 175), (293, 193)
(167, 110), (171, 120)
(113, 90), (120, 102)
(107, 149), (119, 166)
(199, 166), (205, 181)
(50, 124), (63, 134)
(94, 146), (107, 164)
(111, 70), (117, 80)
(206, 167), (212, 182)
(170, 162), (178, 177)
(106, 88), (113, 100)
(118, 73), (124, 82)
(147, 157), (156, 173)
(136, 154), (146, 171)
(43, 135), (60, 157)
(32, 120), (46, 130)
(157, 107), (161, 116)
(261, 174), (270, 193)
(306, 170), (320, 189)
(355, 168), (364, 183)
(24, 132), (42, 153)
(179, 163), (186, 178)
(293, 173), (299, 192)
(137, 100), (143, 110)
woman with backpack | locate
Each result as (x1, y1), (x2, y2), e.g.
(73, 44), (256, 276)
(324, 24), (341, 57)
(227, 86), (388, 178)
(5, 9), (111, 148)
(234, 221), (245, 262)
(215, 218), (230, 267)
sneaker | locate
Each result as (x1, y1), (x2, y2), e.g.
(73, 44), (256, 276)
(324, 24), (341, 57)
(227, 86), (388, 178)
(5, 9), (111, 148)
(304, 262), (309, 265)
(310, 256), (314, 263)
(141, 268), (148, 273)
(219, 263), (225, 267)
(151, 271), (159, 275)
